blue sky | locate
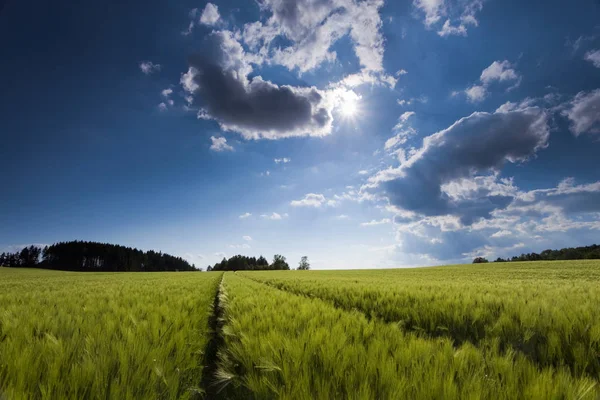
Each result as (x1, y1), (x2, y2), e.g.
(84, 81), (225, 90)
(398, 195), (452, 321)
(1, 0), (600, 269)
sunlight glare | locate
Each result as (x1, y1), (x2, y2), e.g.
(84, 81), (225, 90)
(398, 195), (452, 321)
(338, 90), (361, 118)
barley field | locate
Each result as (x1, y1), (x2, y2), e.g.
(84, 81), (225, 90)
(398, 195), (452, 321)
(0, 268), (221, 399)
(1, 261), (600, 399)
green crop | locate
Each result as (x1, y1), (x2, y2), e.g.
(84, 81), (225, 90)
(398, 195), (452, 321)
(216, 272), (598, 399)
(241, 261), (600, 380)
(0, 268), (221, 399)
(3, 261), (600, 399)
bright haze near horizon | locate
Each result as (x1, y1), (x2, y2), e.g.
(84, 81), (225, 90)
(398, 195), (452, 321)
(1, 0), (600, 270)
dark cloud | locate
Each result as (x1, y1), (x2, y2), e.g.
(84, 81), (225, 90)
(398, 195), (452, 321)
(371, 108), (549, 225)
(182, 31), (333, 139)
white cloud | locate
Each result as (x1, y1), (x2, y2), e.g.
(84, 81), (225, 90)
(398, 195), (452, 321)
(180, 67), (200, 93)
(274, 157), (291, 164)
(182, 9), (198, 36)
(241, 0), (388, 83)
(396, 69), (408, 76)
(462, 61), (520, 103)
(291, 193), (327, 207)
(399, 111), (416, 123)
(210, 136), (234, 152)
(200, 3), (220, 26)
(562, 89), (600, 136)
(157, 102), (168, 112)
(261, 212), (288, 220)
(584, 49), (600, 67)
(437, 19), (467, 37)
(414, 0), (483, 37)
(239, 213), (252, 219)
(361, 218), (391, 226)
(214, 252), (227, 259)
(465, 85), (487, 102)
(495, 98), (537, 113)
(490, 229), (512, 238)
(161, 88), (173, 98)
(243, 236), (252, 242)
(335, 214), (350, 220)
(414, 0), (446, 27)
(480, 60), (519, 85)
(140, 61), (161, 75)
(397, 96), (428, 107)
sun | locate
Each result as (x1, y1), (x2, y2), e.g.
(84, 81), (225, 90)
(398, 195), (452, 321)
(337, 90), (361, 119)
(340, 96), (358, 116)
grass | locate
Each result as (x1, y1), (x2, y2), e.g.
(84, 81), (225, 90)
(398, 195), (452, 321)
(215, 272), (598, 399)
(241, 260), (600, 380)
(0, 268), (221, 399)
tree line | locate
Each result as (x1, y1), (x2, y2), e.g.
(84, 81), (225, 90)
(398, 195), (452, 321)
(473, 244), (600, 263)
(0, 241), (197, 272)
(207, 254), (311, 271)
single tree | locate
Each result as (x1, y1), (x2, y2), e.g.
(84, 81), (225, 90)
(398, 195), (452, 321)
(298, 256), (310, 270)
(473, 257), (489, 264)
(271, 254), (290, 270)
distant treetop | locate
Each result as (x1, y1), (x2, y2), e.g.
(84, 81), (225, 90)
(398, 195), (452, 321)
(485, 244), (600, 263)
(207, 254), (289, 271)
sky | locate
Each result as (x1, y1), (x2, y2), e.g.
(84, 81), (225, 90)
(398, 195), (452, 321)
(1, 0), (600, 270)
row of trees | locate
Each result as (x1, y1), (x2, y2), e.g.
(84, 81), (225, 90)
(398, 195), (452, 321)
(0, 241), (197, 272)
(207, 255), (311, 271)
(473, 244), (600, 263)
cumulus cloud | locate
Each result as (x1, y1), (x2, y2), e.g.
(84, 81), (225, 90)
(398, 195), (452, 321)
(157, 102), (168, 112)
(274, 158), (291, 164)
(241, 0), (393, 85)
(462, 60), (520, 103)
(140, 61), (161, 75)
(562, 89), (600, 136)
(239, 212), (252, 219)
(161, 88), (173, 98)
(182, 31), (335, 139)
(480, 60), (520, 85)
(465, 85), (487, 103)
(584, 49), (600, 67)
(200, 3), (220, 26)
(210, 136), (234, 152)
(243, 236), (252, 241)
(367, 107), (550, 225)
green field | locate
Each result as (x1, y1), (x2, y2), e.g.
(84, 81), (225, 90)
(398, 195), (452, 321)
(1, 261), (600, 399)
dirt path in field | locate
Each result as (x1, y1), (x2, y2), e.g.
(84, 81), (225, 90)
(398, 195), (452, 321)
(200, 273), (226, 399)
